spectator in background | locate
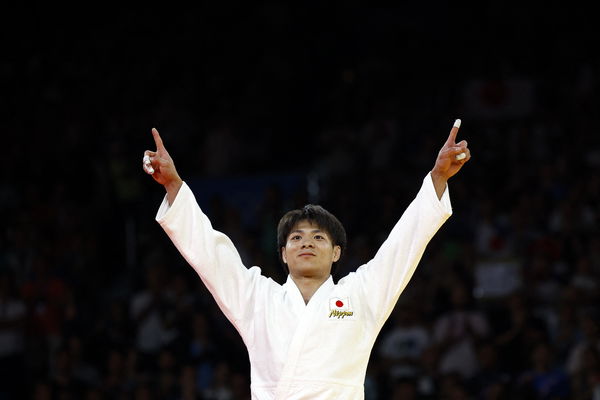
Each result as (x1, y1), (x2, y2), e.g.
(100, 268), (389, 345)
(21, 255), (71, 383)
(566, 311), (600, 377)
(177, 364), (200, 400)
(0, 267), (27, 399)
(549, 293), (581, 366)
(437, 371), (471, 400)
(202, 361), (234, 400)
(164, 271), (197, 355)
(569, 345), (600, 400)
(569, 255), (599, 305)
(524, 250), (563, 329)
(587, 234), (600, 274)
(31, 380), (53, 400)
(49, 345), (86, 399)
(156, 347), (180, 400)
(469, 341), (511, 400)
(101, 347), (134, 399)
(92, 298), (133, 358)
(432, 281), (490, 381)
(185, 311), (218, 392)
(414, 345), (441, 398)
(516, 341), (570, 399)
(377, 300), (431, 381)
(494, 291), (548, 374)
(130, 260), (178, 373)
(63, 334), (101, 390)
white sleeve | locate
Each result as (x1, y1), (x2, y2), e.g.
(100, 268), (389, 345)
(155, 182), (266, 336)
(349, 172), (452, 327)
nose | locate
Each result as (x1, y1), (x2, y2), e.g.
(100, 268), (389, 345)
(301, 238), (314, 248)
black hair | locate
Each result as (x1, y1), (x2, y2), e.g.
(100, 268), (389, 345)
(276, 204), (347, 276)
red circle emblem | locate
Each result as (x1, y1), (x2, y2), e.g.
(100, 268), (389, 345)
(335, 300), (344, 308)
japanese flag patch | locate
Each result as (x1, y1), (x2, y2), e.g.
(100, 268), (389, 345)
(329, 297), (354, 319)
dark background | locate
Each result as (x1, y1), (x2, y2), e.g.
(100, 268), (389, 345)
(2, 3), (599, 399)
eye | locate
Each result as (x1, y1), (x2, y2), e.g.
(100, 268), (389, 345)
(290, 234), (302, 241)
(314, 234), (325, 240)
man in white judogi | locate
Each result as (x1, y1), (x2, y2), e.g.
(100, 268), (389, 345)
(142, 120), (470, 399)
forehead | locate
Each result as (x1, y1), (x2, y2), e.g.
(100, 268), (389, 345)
(289, 219), (324, 232)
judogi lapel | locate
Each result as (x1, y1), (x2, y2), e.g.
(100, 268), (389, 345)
(274, 276), (334, 399)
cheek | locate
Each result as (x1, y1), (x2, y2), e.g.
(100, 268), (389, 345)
(282, 243), (297, 261)
(285, 243), (297, 252)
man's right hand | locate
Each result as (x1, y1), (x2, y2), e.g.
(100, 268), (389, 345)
(143, 128), (183, 205)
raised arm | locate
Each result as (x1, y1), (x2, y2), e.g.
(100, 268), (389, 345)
(352, 119), (471, 326)
(141, 128), (268, 337)
(142, 128), (183, 205)
(430, 119), (471, 199)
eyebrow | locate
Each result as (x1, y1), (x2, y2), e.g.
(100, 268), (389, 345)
(289, 229), (324, 235)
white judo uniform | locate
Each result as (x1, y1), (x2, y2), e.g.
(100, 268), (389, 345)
(156, 172), (452, 399)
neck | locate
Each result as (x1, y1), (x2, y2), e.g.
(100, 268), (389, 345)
(290, 274), (330, 304)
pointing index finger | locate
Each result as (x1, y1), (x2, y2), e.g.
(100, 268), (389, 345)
(152, 128), (166, 152)
(445, 119), (461, 145)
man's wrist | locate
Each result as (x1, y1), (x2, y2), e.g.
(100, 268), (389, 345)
(165, 177), (183, 205)
(165, 177), (183, 191)
(430, 170), (448, 200)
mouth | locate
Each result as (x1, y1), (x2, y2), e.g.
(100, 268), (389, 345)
(298, 252), (315, 257)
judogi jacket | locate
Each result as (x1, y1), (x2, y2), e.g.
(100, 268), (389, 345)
(156, 172), (452, 399)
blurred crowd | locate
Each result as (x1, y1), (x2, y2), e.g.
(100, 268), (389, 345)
(2, 4), (600, 400)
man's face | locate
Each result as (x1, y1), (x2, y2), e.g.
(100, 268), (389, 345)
(281, 220), (341, 279)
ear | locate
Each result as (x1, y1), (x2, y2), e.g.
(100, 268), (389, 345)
(332, 245), (341, 263)
(281, 247), (288, 264)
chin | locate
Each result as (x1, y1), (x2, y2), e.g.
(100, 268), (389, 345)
(293, 266), (329, 278)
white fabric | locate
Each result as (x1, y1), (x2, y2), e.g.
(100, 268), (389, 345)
(156, 173), (452, 399)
